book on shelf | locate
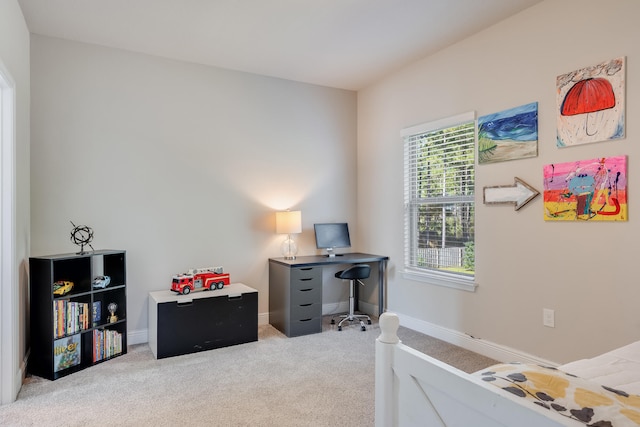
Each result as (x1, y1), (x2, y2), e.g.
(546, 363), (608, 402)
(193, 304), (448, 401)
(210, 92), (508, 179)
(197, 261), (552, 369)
(53, 300), (90, 338)
(53, 333), (81, 372)
(92, 301), (101, 327)
(93, 329), (123, 362)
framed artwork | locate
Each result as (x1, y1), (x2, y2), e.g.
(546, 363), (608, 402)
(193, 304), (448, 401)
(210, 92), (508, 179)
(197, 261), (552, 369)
(543, 155), (627, 221)
(478, 102), (538, 164)
(556, 57), (625, 147)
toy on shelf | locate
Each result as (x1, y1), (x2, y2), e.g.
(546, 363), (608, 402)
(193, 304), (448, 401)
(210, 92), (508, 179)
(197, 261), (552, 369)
(107, 302), (118, 323)
(92, 275), (111, 289)
(53, 281), (74, 296)
(171, 266), (230, 295)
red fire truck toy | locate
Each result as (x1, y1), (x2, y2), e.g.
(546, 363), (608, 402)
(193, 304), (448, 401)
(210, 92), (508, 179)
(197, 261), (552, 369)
(171, 266), (230, 295)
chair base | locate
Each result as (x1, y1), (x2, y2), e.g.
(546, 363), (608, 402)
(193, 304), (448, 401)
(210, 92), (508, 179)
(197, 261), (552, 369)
(331, 313), (372, 331)
(332, 275), (372, 331)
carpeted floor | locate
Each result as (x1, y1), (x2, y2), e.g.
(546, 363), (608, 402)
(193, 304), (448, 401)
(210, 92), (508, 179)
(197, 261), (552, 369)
(0, 317), (497, 427)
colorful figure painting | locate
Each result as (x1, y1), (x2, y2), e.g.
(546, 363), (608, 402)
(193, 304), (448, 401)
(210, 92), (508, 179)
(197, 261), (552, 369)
(478, 102), (538, 164)
(543, 156), (627, 221)
(556, 57), (625, 147)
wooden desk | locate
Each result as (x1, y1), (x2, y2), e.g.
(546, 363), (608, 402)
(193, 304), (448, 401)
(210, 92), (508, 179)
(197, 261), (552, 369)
(268, 253), (389, 337)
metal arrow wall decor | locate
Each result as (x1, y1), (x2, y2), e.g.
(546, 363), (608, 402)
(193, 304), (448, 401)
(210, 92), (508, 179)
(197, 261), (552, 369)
(483, 177), (540, 211)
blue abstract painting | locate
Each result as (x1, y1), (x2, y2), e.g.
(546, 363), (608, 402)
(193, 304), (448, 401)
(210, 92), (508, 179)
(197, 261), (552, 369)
(478, 102), (538, 164)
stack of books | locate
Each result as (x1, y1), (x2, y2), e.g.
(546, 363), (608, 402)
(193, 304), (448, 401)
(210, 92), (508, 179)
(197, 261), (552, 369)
(93, 329), (123, 362)
(53, 300), (90, 338)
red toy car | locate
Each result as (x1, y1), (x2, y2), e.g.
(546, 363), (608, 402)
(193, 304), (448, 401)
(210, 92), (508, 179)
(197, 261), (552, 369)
(171, 266), (230, 295)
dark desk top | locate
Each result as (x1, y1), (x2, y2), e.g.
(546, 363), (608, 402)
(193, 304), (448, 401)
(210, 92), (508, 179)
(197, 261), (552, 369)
(269, 252), (389, 268)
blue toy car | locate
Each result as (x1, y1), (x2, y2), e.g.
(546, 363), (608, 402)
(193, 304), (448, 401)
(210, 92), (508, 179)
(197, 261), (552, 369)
(92, 275), (111, 289)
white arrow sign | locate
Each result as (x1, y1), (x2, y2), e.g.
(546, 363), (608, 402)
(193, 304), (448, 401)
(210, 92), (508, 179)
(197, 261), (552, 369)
(483, 177), (540, 211)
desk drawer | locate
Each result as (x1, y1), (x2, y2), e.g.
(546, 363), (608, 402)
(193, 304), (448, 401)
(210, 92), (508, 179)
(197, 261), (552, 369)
(289, 316), (322, 337)
(291, 266), (322, 284)
(291, 284), (321, 306)
(291, 301), (321, 320)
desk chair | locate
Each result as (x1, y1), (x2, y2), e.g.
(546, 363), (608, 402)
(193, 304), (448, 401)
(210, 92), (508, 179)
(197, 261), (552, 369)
(331, 264), (372, 331)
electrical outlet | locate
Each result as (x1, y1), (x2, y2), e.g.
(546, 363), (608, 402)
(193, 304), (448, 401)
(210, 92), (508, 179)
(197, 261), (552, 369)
(543, 308), (555, 328)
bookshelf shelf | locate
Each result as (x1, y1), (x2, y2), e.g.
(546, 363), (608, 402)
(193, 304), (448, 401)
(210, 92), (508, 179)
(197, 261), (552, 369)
(29, 250), (127, 380)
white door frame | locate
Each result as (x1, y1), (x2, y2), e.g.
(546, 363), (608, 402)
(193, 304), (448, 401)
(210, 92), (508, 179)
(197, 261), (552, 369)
(0, 60), (17, 405)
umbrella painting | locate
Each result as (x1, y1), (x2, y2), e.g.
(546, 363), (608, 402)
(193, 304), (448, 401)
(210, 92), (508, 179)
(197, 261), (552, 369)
(556, 57), (625, 147)
(543, 155), (627, 221)
(478, 102), (538, 164)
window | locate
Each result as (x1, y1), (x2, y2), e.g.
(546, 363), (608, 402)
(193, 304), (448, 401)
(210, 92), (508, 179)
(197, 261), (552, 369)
(402, 112), (476, 291)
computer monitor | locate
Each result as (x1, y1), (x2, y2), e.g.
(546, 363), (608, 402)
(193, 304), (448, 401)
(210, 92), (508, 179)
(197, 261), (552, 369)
(314, 223), (351, 257)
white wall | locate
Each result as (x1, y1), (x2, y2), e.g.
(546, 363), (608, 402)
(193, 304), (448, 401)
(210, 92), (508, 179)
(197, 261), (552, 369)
(0, 0), (30, 404)
(30, 36), (357, 337)
(358, 0), (640, 364)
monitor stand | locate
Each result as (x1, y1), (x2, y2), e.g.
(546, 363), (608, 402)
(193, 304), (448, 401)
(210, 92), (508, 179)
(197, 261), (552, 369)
(324, 248), (344, 258)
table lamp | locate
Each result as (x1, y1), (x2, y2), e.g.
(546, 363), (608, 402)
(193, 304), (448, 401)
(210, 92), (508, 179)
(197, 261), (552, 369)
(276, 210), (302, 260)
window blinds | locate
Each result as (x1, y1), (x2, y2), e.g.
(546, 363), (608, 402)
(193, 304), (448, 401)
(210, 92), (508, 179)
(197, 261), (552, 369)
(403, 114), (475, 274)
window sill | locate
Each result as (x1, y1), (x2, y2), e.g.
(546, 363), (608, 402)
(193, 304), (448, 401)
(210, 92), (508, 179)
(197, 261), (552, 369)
(403, 269), (477, 292)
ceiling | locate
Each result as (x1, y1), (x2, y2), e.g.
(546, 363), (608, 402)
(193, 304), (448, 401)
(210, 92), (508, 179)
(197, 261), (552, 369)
(18, 0), (543, 91)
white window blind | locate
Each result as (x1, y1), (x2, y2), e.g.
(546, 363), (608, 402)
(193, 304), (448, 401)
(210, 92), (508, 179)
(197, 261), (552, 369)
(402, 112), (476, 289)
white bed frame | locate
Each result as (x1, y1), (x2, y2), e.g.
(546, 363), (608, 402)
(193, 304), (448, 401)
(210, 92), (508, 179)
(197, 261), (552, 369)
(375, 312), (579, 427)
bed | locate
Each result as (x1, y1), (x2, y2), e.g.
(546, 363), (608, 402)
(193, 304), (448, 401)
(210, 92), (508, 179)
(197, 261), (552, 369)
(375, 312), (640, 426)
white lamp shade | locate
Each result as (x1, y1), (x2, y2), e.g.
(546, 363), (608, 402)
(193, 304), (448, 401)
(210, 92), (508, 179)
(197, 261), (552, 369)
(276, 211), (302, 234)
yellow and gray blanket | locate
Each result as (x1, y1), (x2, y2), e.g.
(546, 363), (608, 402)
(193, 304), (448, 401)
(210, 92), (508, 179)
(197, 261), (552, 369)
(479, 363), (640, 426)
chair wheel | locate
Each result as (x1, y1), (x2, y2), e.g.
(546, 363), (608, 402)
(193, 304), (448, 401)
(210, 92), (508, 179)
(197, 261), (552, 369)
(338, 326), (342, 331)
(367, 319), (372, 325)
(361, 326), (366, 331)
(330, 319), (335, 325)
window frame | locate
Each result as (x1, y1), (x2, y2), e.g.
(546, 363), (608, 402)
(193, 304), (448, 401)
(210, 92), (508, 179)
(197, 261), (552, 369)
(401, 112), (477, 292)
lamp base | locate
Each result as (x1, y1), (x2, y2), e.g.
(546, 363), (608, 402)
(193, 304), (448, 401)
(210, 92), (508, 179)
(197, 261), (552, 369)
(281, 235), (298, 260)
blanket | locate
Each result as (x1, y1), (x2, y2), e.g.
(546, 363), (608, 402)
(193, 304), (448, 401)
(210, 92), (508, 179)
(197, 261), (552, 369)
(478, 363), (640, 426)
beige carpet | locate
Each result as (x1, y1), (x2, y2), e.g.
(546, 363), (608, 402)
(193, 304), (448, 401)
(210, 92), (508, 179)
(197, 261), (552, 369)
(0, 317), (497, 427)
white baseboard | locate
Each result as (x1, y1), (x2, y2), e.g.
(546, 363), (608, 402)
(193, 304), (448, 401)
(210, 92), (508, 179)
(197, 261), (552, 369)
(14, 352), (27, 401)
(258, 312), (269, 326)
(128, 329), (148, 345)
(322, 301), (379, 317)
(322, 301), (349, 316)
(358, 301), (379, 317)
(396, 312), (559, 367)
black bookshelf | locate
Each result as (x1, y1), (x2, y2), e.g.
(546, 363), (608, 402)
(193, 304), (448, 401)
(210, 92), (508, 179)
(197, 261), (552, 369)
(29, 250), (127, 380)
